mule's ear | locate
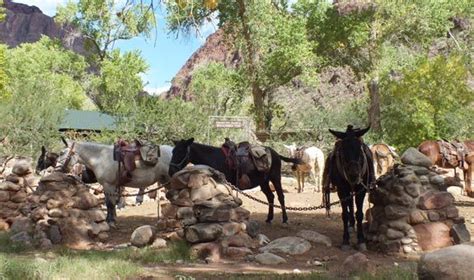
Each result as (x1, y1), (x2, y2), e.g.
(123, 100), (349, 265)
(41, 146), (46, 155)
(61, 136), (68, 147)
(354, 126), (370, 138)
(186, 138), (195, 145)
(329, 129), (346, 139)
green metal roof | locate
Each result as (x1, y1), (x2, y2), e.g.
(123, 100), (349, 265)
(59, 110), (118, 131)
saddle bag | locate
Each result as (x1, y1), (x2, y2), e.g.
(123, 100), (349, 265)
(139, 143), (160, 166)
(249, 145), (272, 173)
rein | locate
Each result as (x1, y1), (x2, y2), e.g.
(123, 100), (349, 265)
(61, 142), (76, 173)
(169, 146), (191, 170)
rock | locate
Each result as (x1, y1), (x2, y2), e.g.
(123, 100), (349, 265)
(49, 225), (62, 244)
(401, 148), (433, 167)
(98, 232), (109, 241)
(418, 191), (454, 210)
(401, 237), (413, 245)
(10, 231), (32, 245)
(190, 184), (219, 202)
(447, 186), (463, 196)
(0, 218), (9, 231)
(31, 206), (48, 221)
(385, 205), (411, 220)
(224, 247), (253, 259)
(151, 238), (167, 249)
(10, 217), (32, 234)
(445, 206), (459, 219)
(403, 245), (413, 254)
(259, 236), (311, 255)
(46, 199), (63, 209)
(185, 223), (223, 243)
(48, 208), (65, 218)
(72, 191), (99, 210)
(450, 224), (470, 244)
(0, 181), (21, 191)
(223, 232), (254, 248)
(0, 190), (10, 202)
(130, 225), (156, 247)
(161, 203), (179, 218)
(414, 222), (452, 251)
(418, 244), (474, 280)
(255, 252), (287, 265)
(413, 167), (430, 176)
(257, 234), (270, 246)
(386, 228), (404, 240)
(86, 209), (106, 222)
(244, 220), (260, 238)
(296, 230), (332, 247)
(176, 207), (194, 220)
(428, 211), (440, 222)
(190, 242), (221, 263)
(39, 238), (53, 249)
(405, 183), (421, 197)
(10, 191), (27, 203)
(88, 222), (110, 236)
(341, 253), (374, 277)
(230, 207), (250, 222)
(12, 160), (32, 176)
(410, 210), (427, 224)
(221, 222), (244, 237)
(429, 175), (445, 186)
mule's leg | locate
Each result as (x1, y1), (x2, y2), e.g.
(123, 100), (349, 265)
(261, 183), (275, 223)
(355, 188), (367, 251)
(104, 184), (119, 228)
(271, 178), (288, 224)
(338, 191), (351, 250)
(136, 187), (145, 205)
(311, 169), (319, 193)
(301, 171), (305, 193)
(296, 171), (302, 193)
(348, 197), (355, 232)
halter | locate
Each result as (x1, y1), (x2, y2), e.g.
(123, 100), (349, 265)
(61, 142), (76, 173)
(169, 145), (191, 171)
(335, 144), (369, 190)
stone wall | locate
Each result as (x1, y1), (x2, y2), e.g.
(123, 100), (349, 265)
(158, 166), (258, 261)
(366, 148), (470, 254)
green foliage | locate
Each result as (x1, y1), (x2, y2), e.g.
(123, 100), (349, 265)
(189, 62), (246, 116)
(91, 49), (148, 114)
(57, 0), (155, 60)
(381, 55), (474, 151)
(0, 44), (7, 101)
(0, 37), (90, 156)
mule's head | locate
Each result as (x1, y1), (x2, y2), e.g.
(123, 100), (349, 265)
(168, 138), (194, 176)
(329, 125), (370, 185)
(36, 146), (59, 174)
(283, 143), (297, 157)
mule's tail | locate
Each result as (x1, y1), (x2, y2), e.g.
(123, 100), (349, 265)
(279, 155), (302, 165)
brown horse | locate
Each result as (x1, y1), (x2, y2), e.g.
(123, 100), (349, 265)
(370, 143), (398, 178)
(418, 140), (474, 196)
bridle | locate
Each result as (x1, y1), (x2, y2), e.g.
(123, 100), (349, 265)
(169, 145), (191, 171)
(60, 142), (76, 173)
(335, 141), (369, 190)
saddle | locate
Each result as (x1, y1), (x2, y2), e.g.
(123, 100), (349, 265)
(221, 139), (272, 189)
(438, 140), (467, 168)
(113, 139), (160, 184)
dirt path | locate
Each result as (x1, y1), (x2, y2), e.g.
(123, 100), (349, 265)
(109, 175), (474, 278)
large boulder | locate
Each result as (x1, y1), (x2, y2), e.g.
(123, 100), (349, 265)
(255, 252), (287, 265)
(401, 148), (433, 168)
(413, 222), (452, 251)
(130, 225), (156, 247)
(259, 236), (311, 255)
(12, 159), (32, 176)
(418, 244), (474, 280)
(296, 230), (332, 247)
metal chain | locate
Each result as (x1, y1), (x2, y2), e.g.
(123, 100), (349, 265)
(223, 178), (369, 212)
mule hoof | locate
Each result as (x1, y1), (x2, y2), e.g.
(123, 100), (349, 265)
(341, 244), (352, 251)
(358, 243), (367, 251)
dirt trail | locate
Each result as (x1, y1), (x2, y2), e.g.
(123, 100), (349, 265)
(111, 176), (474, 278)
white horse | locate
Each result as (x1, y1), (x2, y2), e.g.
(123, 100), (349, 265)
(284, 144), (325, 193)
(57, 140), (172, 227)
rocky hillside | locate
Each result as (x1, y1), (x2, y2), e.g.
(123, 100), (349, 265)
(0, 0), (88, 55)
(165, 28), (241, 100)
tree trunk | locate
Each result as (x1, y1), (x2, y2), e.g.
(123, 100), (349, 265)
(236, 0), (267, 134)
(368, 78), (382, 133)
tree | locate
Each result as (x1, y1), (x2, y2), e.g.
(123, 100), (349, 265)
(0, 0), (7, 101)
(166, 0), (315, 135)
(57, 0), (156, 61)
(0, 37), (90, 156)
(381, 55), (474, 151)
(90, 49), (148, 114)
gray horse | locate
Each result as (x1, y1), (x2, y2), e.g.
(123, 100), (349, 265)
(57, 140), (172, 227)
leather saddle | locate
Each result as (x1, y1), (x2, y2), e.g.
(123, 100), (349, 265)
(113, 139), (160, 184)
(221, 139), (272, 189)
(438, 140), (467, 168)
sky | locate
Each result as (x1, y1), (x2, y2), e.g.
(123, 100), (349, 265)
(14, 0), (215, 95)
